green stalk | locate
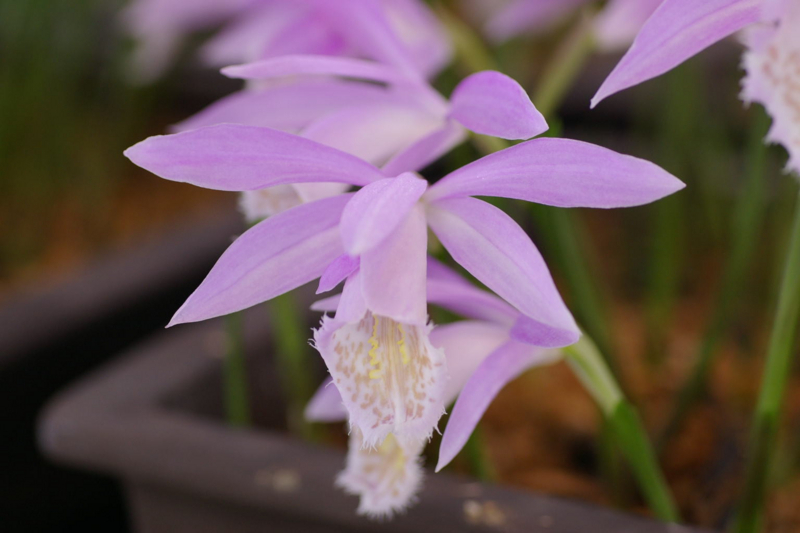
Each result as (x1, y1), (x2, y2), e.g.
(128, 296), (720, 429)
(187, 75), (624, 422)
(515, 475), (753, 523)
(532, 6), (597, 118)
(564, 336), (679, 522)
(732, 188), (800, 533)
(660, 111), (771, 447)
(463, 425), (496, 482)
(224, 313), (251, 427)
(269, 293), (319, 440)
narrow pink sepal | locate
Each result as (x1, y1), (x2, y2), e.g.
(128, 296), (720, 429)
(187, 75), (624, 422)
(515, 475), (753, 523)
(592, 0), (762, 107)
(168, 194), (351, 326)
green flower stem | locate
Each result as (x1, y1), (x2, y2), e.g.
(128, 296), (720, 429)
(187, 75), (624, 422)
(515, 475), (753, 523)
(732, 188), (800, 533)
(223, 313), (251, 427)
(532, 6), (597, 118)
(660, 111), (771, 447)
(564, 336), (679, 522)
(463, 424), (497, 482)
(269, 292), (318, 440)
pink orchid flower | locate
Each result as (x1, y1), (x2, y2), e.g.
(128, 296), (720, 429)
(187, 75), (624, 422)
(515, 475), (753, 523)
(592, 0), (799, 174)
(174, 57), (550, 221)
(462, 0), (663, 51)
(122, 0), (450, 82)
(305, 259), (562, 516)
(124, 115), (683, 450)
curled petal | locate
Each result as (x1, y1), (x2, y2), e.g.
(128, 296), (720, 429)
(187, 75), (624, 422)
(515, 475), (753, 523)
(125, 124), (384, 191)
(361, 205), (428, 325)
(427, 197), (580, 346)
(169, 194), (350, 326)
(427, 137), (684, 208)
(338, 430), (425, 518)
(317, 254), (360, 294)
(314, 311), (448, 447)
(449, 71), (548, 140)
(340, 173), (428, 255)
(437, 340), (560, 471)
(592, 0), (762, 107)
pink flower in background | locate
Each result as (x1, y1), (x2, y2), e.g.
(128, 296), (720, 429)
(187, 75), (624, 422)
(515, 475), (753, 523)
(175, 59), (550, 221)
(122, 0), (450, 82)
(462, 0), (662, 51)
(306, 260), (561, 516)
(592, 0), (799, 174)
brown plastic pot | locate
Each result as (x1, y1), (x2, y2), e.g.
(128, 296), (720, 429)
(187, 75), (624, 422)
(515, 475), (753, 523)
(39, 311), (710, 533)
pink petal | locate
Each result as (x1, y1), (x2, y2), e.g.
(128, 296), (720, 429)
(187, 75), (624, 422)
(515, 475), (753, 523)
(449, 71), (548, 140)
(426, 137), (684, 208)
(335, 271), (368, 323)
(361, 205), (428, 325)
(380, 0), (452, 78)
(429, 321), (511, 404)
(169, 194), (351, 326)
(124, 124), (383, 191)
(172, 79), (393, 134)
(593, 0), (664, 52)
(485, 0), (591, 43)
(222, 54), (413, 85)
(592, 0), (762, 107)
(340, 173), (428, 255)
(427, 277), (518, 325)
(305, 377), (347, 422)
(301, 102), (444, 166)
(426, 197), (580, 346)
(426, 256), (472, 286)
(436, 340), (559, 471)
(317, 254), (360, 294)
(380, 122), (467, 176)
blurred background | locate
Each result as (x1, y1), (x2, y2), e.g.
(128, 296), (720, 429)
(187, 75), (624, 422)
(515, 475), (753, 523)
(2, 1), (799, 532)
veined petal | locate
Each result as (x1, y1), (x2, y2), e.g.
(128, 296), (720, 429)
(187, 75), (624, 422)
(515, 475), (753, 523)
(340, 174), (428, 255)
(427, 277), (518, 326)
(172, 79), (393, 134)
(381, 122), (467, 176)
(317, 254), (360, 294)
(338, 430), (425, 518)
(427, 197), (580, 345)
(361, 205), (428, 325)
(449, 71), (548, 140)
(429, 321), (511, 404)
(169, 194), (350, 326)
(301, 103), (444, 167)
(305, 377), (347, 422)
(314, 311), (448, 447)
(222, 54), (413, 85)
(426, 137), (684, 208)
(592, 0), (762, 107)
(125, 124), (384, 191)
(436, 340), (560, 471)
